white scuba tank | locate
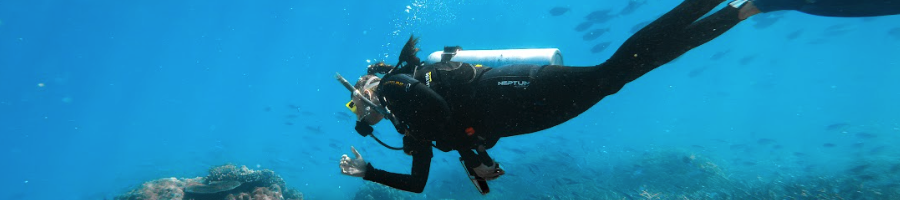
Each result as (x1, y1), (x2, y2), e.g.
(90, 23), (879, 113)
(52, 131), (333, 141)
(423, 48), (564, 67)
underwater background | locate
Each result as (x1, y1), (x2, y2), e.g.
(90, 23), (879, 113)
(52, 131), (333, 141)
(2, 0), (900, 199)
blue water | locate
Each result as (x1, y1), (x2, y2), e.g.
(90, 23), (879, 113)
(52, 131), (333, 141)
(1, 0), (899, 199)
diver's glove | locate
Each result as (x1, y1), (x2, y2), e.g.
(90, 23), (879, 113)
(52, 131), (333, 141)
(340, 146), (368, 178)
(472, 162), (505, 181)
(355, 121), (373, 137)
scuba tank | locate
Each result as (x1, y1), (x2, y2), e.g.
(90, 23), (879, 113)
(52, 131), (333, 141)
(424, 47), (564, 67)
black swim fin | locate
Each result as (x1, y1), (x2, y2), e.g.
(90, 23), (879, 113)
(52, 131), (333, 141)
(460, 157), (490, 195)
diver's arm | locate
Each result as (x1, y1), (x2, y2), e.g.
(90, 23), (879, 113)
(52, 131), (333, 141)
(362, 138), (433, 193)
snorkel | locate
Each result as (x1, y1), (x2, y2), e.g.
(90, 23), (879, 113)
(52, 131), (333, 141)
(335, 73), (390, 119)
(335, 72), (403, 150)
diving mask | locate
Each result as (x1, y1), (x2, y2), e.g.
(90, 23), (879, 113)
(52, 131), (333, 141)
(346, 101), (358, 113)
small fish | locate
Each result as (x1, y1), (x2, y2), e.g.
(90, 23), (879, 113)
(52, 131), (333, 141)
(860, 17), (879, 22)
(739, 55), (757, 65)
(618, 0), (647, 16)
(823, 24), (852, 37)
(756, 138), (776, 145)
(710, 50), (730, 60)
(869, 146), (887, 154)
(688, 67), (706, 78)
(301, 111), (315, 116)
(582, 28), (610, 41)
(773, 145), (783, 149)
(751, 13), (782, 29)
(574, 21), (594, 32)
(849, 164), (870, 173)
(888, 27), (900, 40)
(857, 174), (877, 181)
(690, 144), (705, 149)
(822, 143), (836, 148)
(826, 123), (849, 131)
(285, 114), (299, 119)
(742, 161), (757, 166)
(506, 147), (527, 154)
(334, 112), (352, 121)
(264, 107), (272, 112)
(793, 152), (807, 157)
(590, 42), (612, 53)
(584, 10), (614, 23)
(852, 142), (865, 148)
(549, 7), (571, 16)
(890, 163), (900, 173)
(284, 122), (294, 125)
(527, 165), (537, 174)
(807, 38), (829, 45)
(855, 132), (878, 139)
(629, 21), (651, 34)
(305, 126), (323, 134)
(558, 177), (578, 185)
(730, 144), (749, 151)
(786, 29), (804, 40)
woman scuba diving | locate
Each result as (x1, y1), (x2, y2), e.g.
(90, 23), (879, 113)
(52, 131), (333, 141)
(336, 0), (900, 194)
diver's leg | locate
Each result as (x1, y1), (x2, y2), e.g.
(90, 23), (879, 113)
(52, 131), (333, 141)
(679, 5), (745, 52)
(475, 0), (737, 138)
(641, 0), (729, 34)
(598, 2), (745, 93)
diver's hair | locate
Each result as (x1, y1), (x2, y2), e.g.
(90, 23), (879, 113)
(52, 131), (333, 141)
(353, 75), (381, 98)
(352, 75), (382, 110)
(367, 62), (394, 75)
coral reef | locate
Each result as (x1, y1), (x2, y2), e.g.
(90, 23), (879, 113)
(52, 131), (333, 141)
(386, 147), (900, 200)
(116, 164), (302, 200)
(608, 149), (738, 198)
(117, 177), (204, 200)
(185, 181), (242, 194)
(353, 181), (416, 200)
(207, 164), (285, 188)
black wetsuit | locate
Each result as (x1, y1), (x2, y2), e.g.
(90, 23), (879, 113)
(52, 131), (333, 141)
(752, 0), (900, 17)
(361, 0), (745, 193)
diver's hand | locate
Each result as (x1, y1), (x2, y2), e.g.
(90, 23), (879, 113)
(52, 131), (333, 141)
(340, 146), (367, 178)
(473, 162), (505, 181)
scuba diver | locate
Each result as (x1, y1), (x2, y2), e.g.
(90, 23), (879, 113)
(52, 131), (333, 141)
(336, 0), (899, 194)
(737, 0), (900, 19)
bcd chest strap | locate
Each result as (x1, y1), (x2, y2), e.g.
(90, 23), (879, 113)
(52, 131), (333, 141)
(441, 46), (462, 62)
